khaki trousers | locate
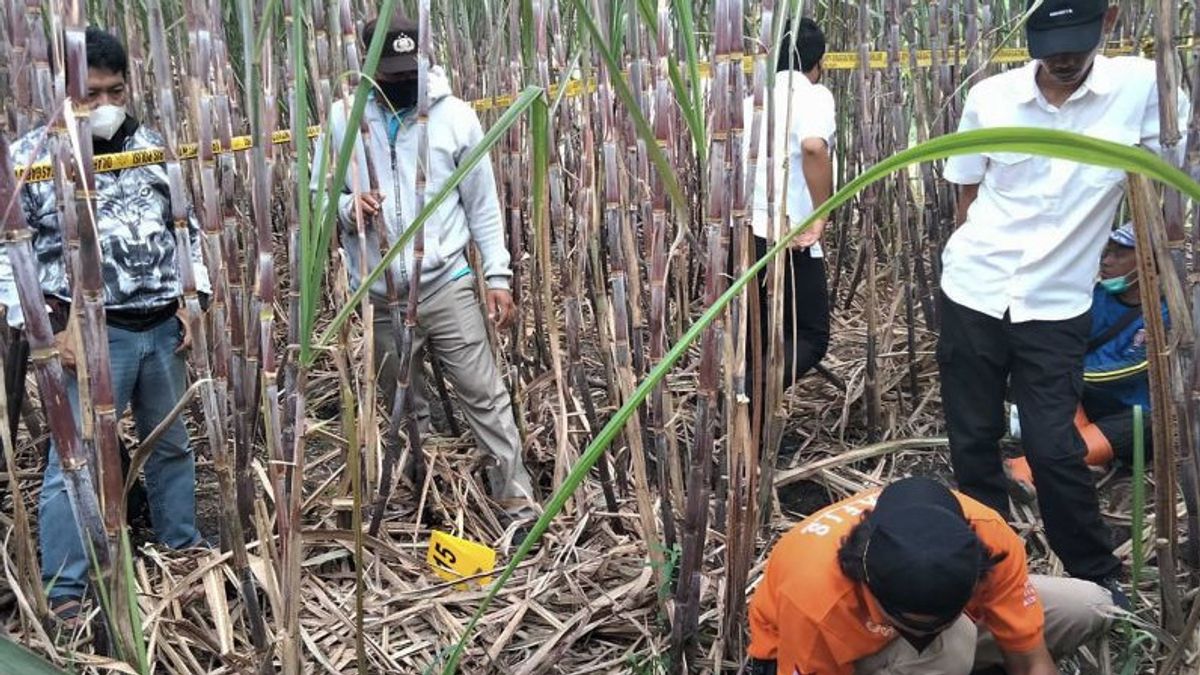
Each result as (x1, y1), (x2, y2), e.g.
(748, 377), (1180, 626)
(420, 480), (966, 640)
(855, 576), (1113, 674)
(373, 275), (536, 517)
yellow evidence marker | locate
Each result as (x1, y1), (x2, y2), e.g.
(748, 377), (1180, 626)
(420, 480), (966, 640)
(427, 530), (496, 590)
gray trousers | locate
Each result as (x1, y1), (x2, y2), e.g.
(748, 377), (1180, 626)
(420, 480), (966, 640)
(373, 275), (536, 517)
(855, 576), (1113, 674)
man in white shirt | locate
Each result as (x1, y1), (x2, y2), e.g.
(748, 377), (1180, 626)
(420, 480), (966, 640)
(940, 0), (1187, 608)
(745, 17), (835, 415)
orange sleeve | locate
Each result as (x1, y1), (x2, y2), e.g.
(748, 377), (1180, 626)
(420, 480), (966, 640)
(748, 559), (780, 660)
(973, 519), (1045, 654)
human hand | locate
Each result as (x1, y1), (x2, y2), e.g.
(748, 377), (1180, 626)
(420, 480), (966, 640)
(792, 218), (827, 250)
(54, 325), (76, 370)
(175, 306), (192, 354)
(486, 289), (515, 331)
(353, 191), (386, 218)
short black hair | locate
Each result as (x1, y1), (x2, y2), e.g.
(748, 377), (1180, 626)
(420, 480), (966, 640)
(836, 512), (1008, 586)
(85, 26), (129, 77)
(776, 17), (826, 74)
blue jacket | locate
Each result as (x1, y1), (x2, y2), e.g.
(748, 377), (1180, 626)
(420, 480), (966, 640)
(1084, 286), (1168, 412)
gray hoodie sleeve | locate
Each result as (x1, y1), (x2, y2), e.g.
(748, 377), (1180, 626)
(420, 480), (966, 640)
(455, 105), (512, 291)
(310, 104), (360, 230)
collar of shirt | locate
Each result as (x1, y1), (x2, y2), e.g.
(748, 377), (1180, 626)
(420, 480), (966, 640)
(940, 55), (1155, 322)
(369, 93), (415, 145)
(1015, 56), (1118, 110)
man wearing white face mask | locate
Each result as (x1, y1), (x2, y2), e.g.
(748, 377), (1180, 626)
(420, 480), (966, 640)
(0, 26), (211, 626)
(1006, 223), (1169, 491)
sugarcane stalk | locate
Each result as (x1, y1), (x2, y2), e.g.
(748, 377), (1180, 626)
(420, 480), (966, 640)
(398, 0), (432, 514)
(178, 5), (270, 656)
(0, 304), (43, 618)
(505, 0), (528, 373)
(724, 0), (768, 659)
(671, 2), (733, 668)
(856, 5), (882, 441)
(1127, 173), (1184, 634)
(645, 3), (678, 551)
(332, 5), (399, 534)
(55, 17), (140, 658)
(886, 0), (920, 407)
(591, 5), (656, 527)
(558, 30), (622, 525)
(602, 136), (665, 573)
(0, 134), (107, 643)
(757, 11), (794, 527)
(530, 0), (577, 504)
(1153, 0), (1200, 570)
(579, 30), (629, 498)
(1188, 0), (1200, 583)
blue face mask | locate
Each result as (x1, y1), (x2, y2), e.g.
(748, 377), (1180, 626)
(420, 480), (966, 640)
(1099, 272), (1135, 295)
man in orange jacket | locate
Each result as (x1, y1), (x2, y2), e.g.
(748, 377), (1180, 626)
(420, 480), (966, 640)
(747, 477), (1114, 674)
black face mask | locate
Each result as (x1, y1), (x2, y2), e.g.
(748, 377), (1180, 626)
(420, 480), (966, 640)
(379, 79), (418, 110)
(897, 629), (939, 653)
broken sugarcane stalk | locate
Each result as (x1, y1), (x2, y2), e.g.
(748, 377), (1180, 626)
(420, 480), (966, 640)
(1127, 173), (1185, 634)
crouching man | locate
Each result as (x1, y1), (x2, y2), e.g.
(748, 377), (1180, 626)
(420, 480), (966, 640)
(747, 477), (1114, 674)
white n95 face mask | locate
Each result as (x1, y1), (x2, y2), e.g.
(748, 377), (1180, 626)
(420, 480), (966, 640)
(90, 104), (127, 141)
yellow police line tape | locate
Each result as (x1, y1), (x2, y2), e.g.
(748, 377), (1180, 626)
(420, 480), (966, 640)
(12, 41), (1194, 183)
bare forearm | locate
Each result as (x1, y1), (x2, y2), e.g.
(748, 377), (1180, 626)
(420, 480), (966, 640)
(803, 148), (833, 212)
(955, 183), (980, 228)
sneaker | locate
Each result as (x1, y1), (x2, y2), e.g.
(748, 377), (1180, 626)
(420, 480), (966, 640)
(1099, 576), (1132, 612)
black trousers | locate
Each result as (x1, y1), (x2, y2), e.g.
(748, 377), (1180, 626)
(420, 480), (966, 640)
(937, 293), (1120, 582)
(751, 236), (830, 395)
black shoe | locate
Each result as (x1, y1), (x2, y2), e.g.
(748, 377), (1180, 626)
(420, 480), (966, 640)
(1099, 576), (1132, 611)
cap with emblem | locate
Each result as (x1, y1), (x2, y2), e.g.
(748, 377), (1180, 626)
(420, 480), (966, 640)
(362, 11), (419, 76)
(1025, 0), (1109, 59)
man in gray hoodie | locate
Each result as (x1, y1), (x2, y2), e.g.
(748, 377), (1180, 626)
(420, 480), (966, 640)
(317, 11), (536, 522)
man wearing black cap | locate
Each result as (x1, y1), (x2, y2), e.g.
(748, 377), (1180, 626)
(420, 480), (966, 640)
(314, 10), (537, 524)
(747, 477), (1113, 675)
(938, 0), (1187, 603)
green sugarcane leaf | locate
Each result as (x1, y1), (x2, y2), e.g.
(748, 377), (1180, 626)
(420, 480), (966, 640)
(673, 0), (705, 139)
(436, 127), (1200, 674)
(317, 86), (544, 347)
(0, 636), (70, 674)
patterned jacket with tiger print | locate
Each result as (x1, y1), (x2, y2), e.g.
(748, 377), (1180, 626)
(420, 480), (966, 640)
(0, 122), (211, 328)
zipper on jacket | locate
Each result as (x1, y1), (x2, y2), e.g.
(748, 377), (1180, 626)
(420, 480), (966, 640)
(388, 129), (409, 291)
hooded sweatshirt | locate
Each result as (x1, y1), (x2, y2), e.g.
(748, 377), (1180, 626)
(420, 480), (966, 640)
(315, 67), (511, 303)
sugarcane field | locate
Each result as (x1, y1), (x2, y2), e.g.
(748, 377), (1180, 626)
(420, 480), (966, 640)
(3, 0), (1200, 672)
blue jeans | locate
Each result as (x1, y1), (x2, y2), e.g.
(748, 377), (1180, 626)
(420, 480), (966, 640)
(40, 318), (200, 601)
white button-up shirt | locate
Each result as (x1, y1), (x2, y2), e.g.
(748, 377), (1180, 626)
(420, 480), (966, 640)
(942, 55), (1187, 322)
(743, 72), (837, 241)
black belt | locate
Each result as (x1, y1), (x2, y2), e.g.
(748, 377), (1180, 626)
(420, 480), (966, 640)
(44, 297), (179, 333)
(106, 300), (179, 332)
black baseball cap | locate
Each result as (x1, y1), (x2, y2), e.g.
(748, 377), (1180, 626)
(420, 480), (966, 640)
(863, 477), (981, 626)
(1026, 0), (1109, 59)
(362, 12), (419, 76)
